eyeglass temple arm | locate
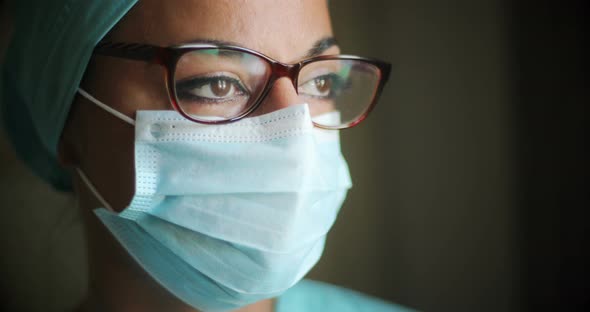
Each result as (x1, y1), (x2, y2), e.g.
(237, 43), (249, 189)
(93, 42), (160, 62)
(379, 62), (392, 83)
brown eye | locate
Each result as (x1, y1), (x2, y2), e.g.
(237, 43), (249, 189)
(211, 79), (230, 97)
(315, 77), (332, 94)
(299, 74), (339, 98)
(175, 75), (248, 103)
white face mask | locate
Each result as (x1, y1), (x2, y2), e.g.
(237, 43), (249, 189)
(76, 88), (352, 312)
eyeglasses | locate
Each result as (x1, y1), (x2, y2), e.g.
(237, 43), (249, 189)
(92, 41), (391, 129)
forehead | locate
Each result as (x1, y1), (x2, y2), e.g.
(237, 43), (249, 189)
(108, 0), (334, 62)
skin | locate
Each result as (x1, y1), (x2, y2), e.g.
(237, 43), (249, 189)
(58, 0), (337, 311)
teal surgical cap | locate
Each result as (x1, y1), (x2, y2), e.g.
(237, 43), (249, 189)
(1, 0), (138, 191)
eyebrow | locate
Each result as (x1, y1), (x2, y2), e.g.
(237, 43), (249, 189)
(182, 37), (339, 60)
(304, 37), (339, 58)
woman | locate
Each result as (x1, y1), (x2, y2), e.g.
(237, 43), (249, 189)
(2, 0), (405, 311)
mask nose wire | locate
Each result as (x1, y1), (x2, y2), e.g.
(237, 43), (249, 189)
(75, 168), (115, 212)
(77, 88), (136, 126)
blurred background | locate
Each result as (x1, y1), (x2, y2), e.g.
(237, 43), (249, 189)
(0, 0), (587, 311)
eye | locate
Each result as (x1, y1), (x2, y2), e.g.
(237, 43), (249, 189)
(298, 74), (344, 99)
(176, 74), (249, 103)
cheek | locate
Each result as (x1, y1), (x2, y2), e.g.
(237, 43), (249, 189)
(75, 56), (171, 212)
(127, 64), (172, 112)
(84, 56), (171, 117)
(85, 109), (136, 211)
(69, 92), (137, 211)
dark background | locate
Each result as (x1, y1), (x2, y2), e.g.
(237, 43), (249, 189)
(0, 0), (587, 311)
(510, 0), (588, 310)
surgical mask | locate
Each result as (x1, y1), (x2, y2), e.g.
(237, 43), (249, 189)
(76, 89), (352, 312)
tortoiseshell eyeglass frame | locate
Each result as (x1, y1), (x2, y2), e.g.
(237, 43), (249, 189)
(92, 41), (391, 129)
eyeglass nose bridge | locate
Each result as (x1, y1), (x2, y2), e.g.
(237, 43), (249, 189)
(268, 62), (302, 90)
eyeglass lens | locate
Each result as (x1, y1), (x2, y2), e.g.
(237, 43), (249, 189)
(173, 49), (381, 127)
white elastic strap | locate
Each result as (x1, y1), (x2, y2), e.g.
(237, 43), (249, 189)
(75, 168), (115, 212)
(77, 88), (135, 126)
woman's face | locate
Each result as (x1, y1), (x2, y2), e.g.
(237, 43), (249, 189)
(62, 0), (337, 210)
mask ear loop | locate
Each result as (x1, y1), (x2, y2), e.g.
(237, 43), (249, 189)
(77, 88), (135, 126)
(75, 168), (115, 212)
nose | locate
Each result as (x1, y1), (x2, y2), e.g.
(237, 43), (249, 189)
(255, 77), (301, 115)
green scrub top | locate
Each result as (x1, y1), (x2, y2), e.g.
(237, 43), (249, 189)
(277, 280), (415, 312)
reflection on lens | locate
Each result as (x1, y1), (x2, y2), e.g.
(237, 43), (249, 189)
(174, 49), (271, 121)
(299, 59), (380, 128)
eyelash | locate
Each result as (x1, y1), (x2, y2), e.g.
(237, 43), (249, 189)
(302, 74), (349, 98)
(175, 76), (249, 103)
